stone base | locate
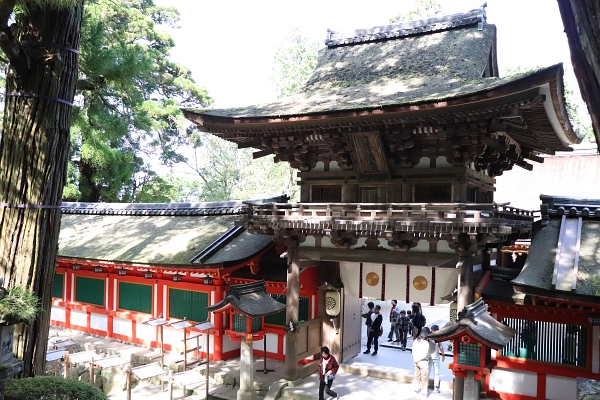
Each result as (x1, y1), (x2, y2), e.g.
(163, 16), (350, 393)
(237, 389), (257, 400)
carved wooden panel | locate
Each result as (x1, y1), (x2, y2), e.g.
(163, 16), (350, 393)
(346, 132), (390, 178)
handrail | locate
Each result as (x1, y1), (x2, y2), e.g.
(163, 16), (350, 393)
(244, 202), (535, 223)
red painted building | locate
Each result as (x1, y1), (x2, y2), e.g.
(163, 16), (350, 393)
(50, 199), (321, 362)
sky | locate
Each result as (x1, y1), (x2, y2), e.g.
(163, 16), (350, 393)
(154, 0), (582, 110)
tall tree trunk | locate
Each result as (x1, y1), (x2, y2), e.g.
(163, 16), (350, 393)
(0, 3), (83, 377)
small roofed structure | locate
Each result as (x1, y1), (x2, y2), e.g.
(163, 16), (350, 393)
(207, 280), (285, 400)
(512, 194), (600, 300)
(429, 298), (516, 349)
(428, 298), (515, 400)
(207, 280), (286, 319)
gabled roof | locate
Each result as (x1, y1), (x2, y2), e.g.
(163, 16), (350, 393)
(58, 197), (285, 267)
(428, 298), (516, 349)
(512, 195), (600, 301)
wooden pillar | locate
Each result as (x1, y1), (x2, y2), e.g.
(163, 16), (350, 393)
(285, 243), (300, 381)
(237, 334), (256, 400)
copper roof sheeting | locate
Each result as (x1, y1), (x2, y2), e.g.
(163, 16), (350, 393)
(511, 195), (600, 300)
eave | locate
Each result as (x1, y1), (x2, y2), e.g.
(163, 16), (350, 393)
(183, 64), (581, 154)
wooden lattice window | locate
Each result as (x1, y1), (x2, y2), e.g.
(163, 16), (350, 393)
(232, 314), (262, 333)
(414, 184), (451, 202)
(500, 318), (587, 367)
(75, 276), (105, 307)
(118, 282), (152, 314)
(52, 273), (64, 299)
(264, 294), (309, 326)
(457, 341), (481, 367)
(311, 185), (342, 202)
(169, 288), (208, 323)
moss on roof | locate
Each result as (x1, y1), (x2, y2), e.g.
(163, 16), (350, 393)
(185, 24), (504, 119)
(58, 214), (240, 265)
(306, 24), (494, 90)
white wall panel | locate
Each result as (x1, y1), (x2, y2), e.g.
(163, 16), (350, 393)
(50, 306), (66, 323)
(113, 317), (132, 337)
(361, 263), (383, 299)
(222, 335), (240, 353)
(70, 310), (87, 328)
(546, 375), (577, 400)
(90, 313), (107, 332)
(340, 262), (360, 297)
(489, 367), (537, 397)
(135, 321), (156, 341)
(384, 264), (407, 302)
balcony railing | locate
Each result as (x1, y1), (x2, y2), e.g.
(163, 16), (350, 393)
(242, 202), (535, 237)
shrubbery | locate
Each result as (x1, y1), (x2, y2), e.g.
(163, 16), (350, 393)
(5, 376), (107, 400)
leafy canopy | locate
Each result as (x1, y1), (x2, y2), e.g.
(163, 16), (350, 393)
(67, 0), (211, 202)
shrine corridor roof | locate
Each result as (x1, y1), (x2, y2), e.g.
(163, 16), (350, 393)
(58, 199), (282, 267)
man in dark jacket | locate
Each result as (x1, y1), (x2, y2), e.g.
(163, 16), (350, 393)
(363, 305), (383, 355)
(318, 346), (340, 400)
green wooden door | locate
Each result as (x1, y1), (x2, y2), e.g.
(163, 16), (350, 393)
(169, 288), (208, 323)
(119, 282), (152, 313)
(75, 276), (104, 306)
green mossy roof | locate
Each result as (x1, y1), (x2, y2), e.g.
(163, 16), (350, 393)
(513, 219), (600, 297)
(186, 24), (505, 119)
(58, 214), (240, 265)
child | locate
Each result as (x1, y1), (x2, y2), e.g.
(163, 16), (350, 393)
(397, 309), (410, 350)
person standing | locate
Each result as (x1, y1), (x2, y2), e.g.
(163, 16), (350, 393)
(387, 299), (400, 342)
(411, 302), (426, 338)
(361, 301), (374, 353)
(364, 305), (383, 355)
(397, 309), (410, 350)
(318, 346), (340, 400)
(428, 324), (445, 393)
(412, 327), (432, 397)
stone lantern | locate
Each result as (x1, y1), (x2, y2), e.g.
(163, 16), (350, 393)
(428, 298), (515, 400)
(207, 280), (285, 400)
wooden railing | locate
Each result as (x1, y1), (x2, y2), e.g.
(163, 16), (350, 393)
(244, 202), (535, 226)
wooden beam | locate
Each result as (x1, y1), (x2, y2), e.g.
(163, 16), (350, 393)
(252, 149), (274, 159)
(237, 139), (262, 149)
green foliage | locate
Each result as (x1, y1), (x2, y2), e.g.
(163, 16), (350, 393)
(5, 376), (107, 400)
(390, 0), (444, 23)
(69, 0), (212, 202)
(133, 173), (201, 203)
(185, 130), (298, 202)
(0, 287), (40, 325)
(505, 66), (594, 142)
(271, 27), (320, 98)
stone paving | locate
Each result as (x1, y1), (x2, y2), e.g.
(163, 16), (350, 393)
(47, 301), (456, 400)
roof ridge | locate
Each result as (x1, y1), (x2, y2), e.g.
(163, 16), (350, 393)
(61, 195), (288, 216)
(325, 4), (487, 48)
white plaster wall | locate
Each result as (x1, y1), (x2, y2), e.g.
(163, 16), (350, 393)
(70, 310), (87, 328)
(434, 268), (459, 304)
(222, 335), (240, 353)
(546, 375), (577, 400)
(162, 326), (182, 347)
(113, 317), (132, 337)
(254, 333), (278, 355)
(489, 368), (537, 397)
(135, 321), (156, 342)
(51, 306), (66, 323)
(384, 264), (407, 302)
(90, 313), (107, 332)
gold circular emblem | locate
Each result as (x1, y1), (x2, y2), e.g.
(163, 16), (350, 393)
(413, 276), (428, 291)
(365, 272), (379, 286)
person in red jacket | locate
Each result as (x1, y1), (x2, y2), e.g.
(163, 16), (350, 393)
(318, 346), (340, 400)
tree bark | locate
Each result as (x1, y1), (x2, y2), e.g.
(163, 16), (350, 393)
(0, 3), (83, 377)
